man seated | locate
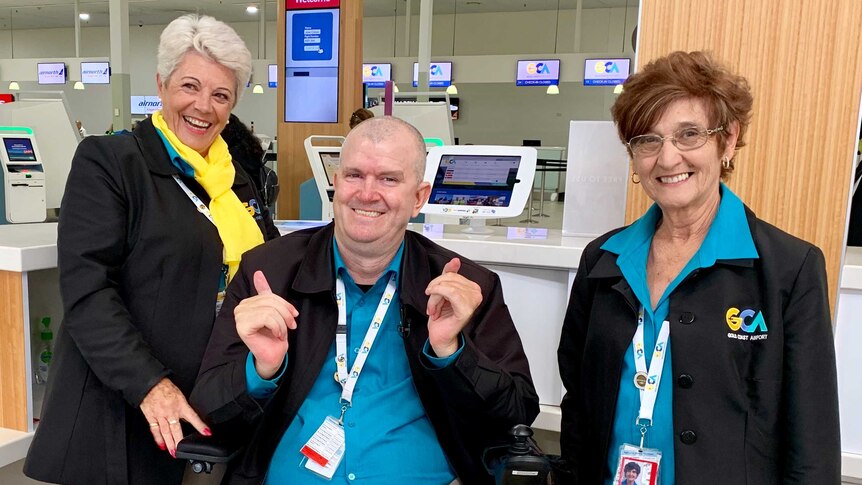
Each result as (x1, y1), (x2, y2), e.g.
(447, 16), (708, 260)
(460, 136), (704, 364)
(190, 116), (539, 484)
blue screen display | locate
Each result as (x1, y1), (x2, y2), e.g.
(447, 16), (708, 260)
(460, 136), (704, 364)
(3, 137), (37, 162)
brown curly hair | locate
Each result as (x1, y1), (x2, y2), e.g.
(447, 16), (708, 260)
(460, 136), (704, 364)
(611, 51), (753, 179)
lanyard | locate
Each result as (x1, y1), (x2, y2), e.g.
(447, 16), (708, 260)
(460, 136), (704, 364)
(334, 272), (397, 414)
(631, 306), (670, 444)
(172, 174), (215, 226)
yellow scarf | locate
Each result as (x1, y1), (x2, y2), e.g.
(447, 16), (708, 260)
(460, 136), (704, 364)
(152, 111), (264, 283)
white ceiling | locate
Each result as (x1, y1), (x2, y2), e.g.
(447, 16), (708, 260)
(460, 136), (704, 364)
(0, 0), (638, 30)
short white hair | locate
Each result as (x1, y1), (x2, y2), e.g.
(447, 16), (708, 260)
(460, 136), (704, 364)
(157, 14), (252, 104)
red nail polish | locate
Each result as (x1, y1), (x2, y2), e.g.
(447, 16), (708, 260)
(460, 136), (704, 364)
(203, 427), (212, 436)
(170, 449), (176, 458)
(158, 443), (166, 451)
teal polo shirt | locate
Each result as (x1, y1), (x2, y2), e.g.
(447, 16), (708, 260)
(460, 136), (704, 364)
(600, 184), (758, 485)
(245, 239), (462, 484)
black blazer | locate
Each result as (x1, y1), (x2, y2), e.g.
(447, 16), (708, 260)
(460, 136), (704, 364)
(190, 224), (540, 484)
(558, 207), (841, 484)
(24, 118), (277, 485)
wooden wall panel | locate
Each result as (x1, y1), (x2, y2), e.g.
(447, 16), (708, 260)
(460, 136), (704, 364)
(0, 271), (28, 431)
(277, 1), (364, 219)
(628, 0), (862, 311)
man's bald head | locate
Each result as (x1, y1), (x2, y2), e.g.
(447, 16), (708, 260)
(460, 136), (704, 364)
(342, 116), (427, 183)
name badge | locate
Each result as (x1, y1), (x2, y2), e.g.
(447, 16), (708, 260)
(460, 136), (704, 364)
(300, 416), (345, 471)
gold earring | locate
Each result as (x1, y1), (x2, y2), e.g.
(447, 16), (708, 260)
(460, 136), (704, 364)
(721, 156), (731, 170)
(631, 172), (640, 184)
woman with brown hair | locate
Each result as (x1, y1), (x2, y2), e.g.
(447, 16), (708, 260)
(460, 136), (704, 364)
(558, 51), (840, 484)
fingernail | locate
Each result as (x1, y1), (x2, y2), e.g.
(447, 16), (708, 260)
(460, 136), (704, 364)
(170, 449), (176, 458)
(158, 443), (166, 450)
(203, 427), (212, 436)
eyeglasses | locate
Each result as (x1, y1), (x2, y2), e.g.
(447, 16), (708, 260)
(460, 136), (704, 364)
(626, 126), (724, 157)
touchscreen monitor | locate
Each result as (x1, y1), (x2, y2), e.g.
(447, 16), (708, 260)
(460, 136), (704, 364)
(2, 137), (38, 162)
(421, 145), (537, 219)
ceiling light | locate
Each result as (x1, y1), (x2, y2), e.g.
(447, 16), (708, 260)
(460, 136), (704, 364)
(79, 13), (90, 21)
(74, 81), (85, 90)
(252, 83), (264, 94)
(446, 84), (458, 95)
(246, 5), (259, 14)
(546, 85), (559, 95)
(8, 81), (20, 91)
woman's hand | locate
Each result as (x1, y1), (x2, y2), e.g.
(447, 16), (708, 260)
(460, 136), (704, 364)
(139, 377), (211, 457)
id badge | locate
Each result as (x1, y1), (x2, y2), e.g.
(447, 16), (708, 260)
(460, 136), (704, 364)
(305, 442), (345, 480)
(613, 444), (661, 485)
(300, 416), (345, 468)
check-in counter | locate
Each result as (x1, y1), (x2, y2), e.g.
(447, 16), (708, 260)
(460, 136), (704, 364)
(2, 223), (861, 479)
(0, 222), (60, 468)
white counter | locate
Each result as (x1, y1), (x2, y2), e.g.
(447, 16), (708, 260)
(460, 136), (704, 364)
(3, 222), (862, 477)
(0, 222), (58, 272)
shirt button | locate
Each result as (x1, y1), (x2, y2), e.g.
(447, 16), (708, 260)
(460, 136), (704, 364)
(679, 312), (695, 324)
(678, 374), (694, 388)
(348, 422), (355, 428)
(680, 430), (697, 444)
(348, 473), (356, 480)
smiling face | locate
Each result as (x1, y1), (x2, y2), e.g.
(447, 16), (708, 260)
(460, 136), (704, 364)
(332, 124), (430, 257)
(156, 51), (236, 155)
(632, 97), (738, 215)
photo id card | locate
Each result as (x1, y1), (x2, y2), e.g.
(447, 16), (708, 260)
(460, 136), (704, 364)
(613, 444), (661, 485)
(300, 416), (345, 467)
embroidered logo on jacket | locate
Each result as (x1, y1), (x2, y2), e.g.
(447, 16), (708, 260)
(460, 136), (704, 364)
(726, 307), (768, 341)
(243, 198), (263, 220)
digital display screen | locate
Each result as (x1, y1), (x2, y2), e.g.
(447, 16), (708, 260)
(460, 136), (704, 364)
(428, 154), (521, 207)
(319, 151), (340, 185)
(516, 59), (560, 86)
(584, 58), (631, 86)
(362, 63), (391, 88)
(2, 137), (37, 162)
(284, 8), (341, 123)
(412, 62), (453, 87)
(268, 64), (278, 88)
(130, 96), (162, 115)
(81, 61), (110, 84)
(37, 62), (67, 85)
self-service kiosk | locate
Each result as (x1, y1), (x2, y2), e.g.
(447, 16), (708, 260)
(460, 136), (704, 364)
(0, 132), (47, 224)
(304, 135), (345, 221)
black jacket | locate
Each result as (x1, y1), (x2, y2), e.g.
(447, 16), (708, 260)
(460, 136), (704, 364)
(558, 207), (841, 484)
(24, 118), (277, 485)
(190, 223), (540, 484)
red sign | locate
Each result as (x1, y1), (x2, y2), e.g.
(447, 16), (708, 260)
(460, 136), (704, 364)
(287, 0), (339, 9)
(0, 94), (15, 104)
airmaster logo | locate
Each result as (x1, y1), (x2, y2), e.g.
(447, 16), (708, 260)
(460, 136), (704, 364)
(726, 307), (768, 341)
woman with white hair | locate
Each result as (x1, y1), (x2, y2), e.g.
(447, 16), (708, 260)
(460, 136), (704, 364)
(24, 14), (277, 485)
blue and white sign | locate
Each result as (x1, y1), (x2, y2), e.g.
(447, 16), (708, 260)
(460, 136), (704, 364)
(37, 63), (66, 85)
(362, 63), (391, 88)
(81, 61), (110, 84)
(291, 11), (334, 61)
(584, 58), (631, 86)
(130, 96), (162, 115)
(516, 59), (560, 86)
(412, 62), (453, 87)
(268, 64), (278, 88)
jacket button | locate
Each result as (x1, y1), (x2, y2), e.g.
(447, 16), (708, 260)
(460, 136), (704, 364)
(680, 430), (697, 444)
(679, 312), (695, 324)
(677, 374), (693, 388)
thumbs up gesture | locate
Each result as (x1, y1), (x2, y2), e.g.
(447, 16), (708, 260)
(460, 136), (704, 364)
(425, 258), (483, 358)
(234, 271), (299, 379)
